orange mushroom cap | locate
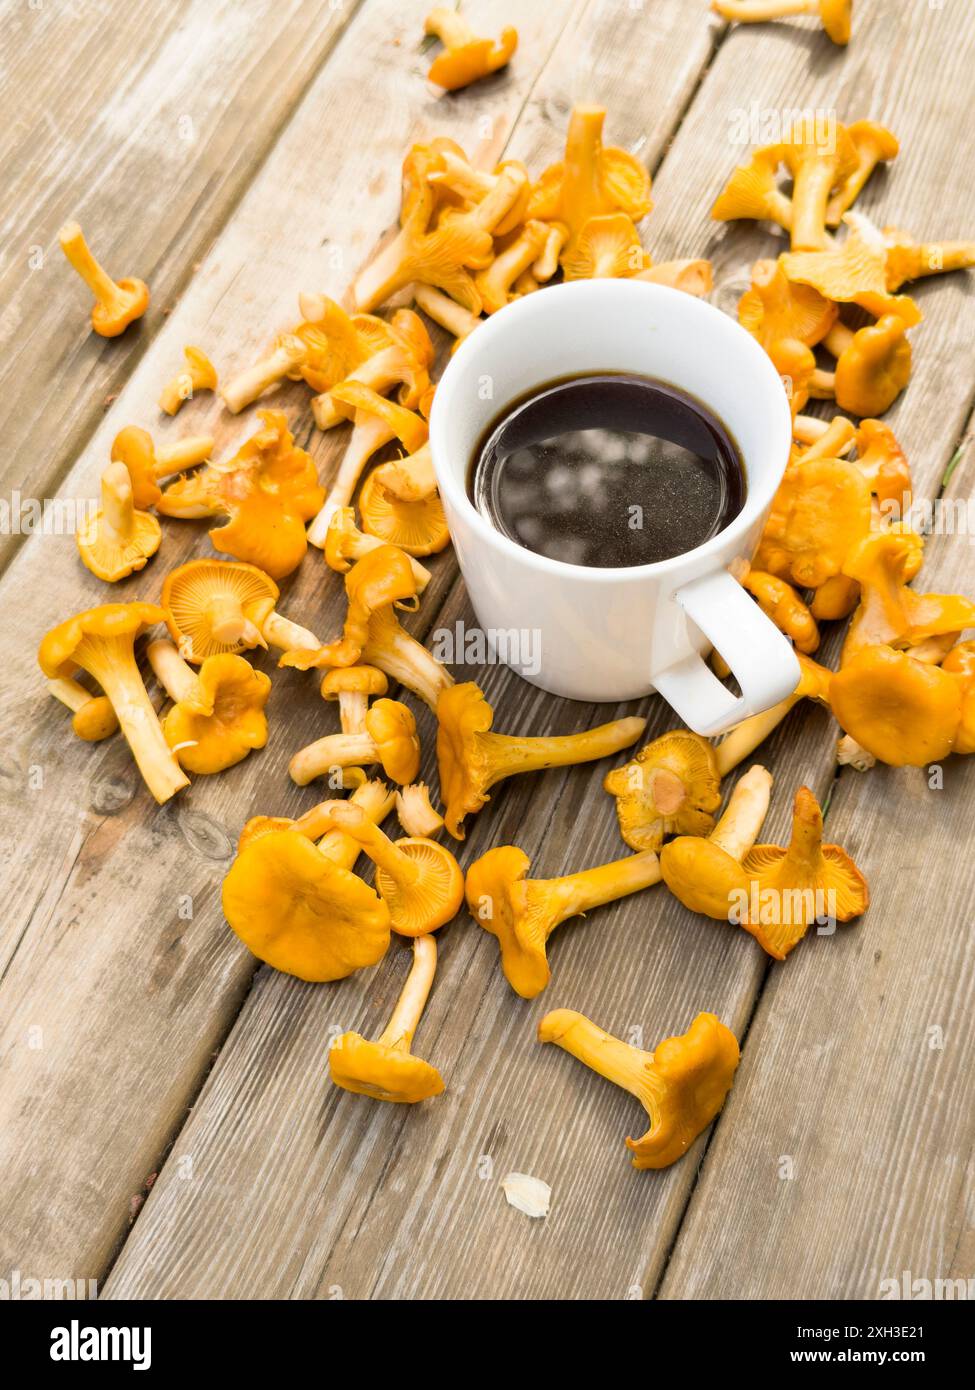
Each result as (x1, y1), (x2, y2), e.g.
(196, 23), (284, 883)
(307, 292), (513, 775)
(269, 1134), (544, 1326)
(162, 558), (280, 662)
(831, 646), (963, 767)
(603, 731), (722, 852)
(834, 314), (913, 418)
(754, 455), (872, 588)
(58, 221), (149, 337)
(358, 468), (450, 557)
(424, 9), (517, 91)
(163, 653), (271, 775)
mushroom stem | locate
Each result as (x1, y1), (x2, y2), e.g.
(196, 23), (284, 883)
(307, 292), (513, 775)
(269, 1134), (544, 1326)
(339, 690), (369, 735)
(713, 0), (819, 17)
(316, 780), (398, 869)
(481, 715), (648, 788)
(290, 731), (377, 785)
(709, 765), (774, 859)
(836, 733), (876, 772)
(146, 639), (202, 705)
(322, 803), (421, 887)
(307, 414), (395, 548)
(424, 7), (475, 48)
(48, 676), (119, 741)
(546, 850), (662, 922)
(378, 935), (437, 1049)
(221, 339), (305, 414)
(206, 595), (266, 649)
(77, 634), (189, 803)
(824, 322), (855, 358)
(714, 697), (798, 776)
(362, 608), (453, 711)
(326, 508), (432, 588)
(48, 676), (96, 714)
(262, 611), (321, 653)
(154, 435), (214, 476)
(58, 221), (124, 309)
(538, 1009), (650, 1098)
(412, 284), (482, 342)
(100, 462), (137, 543)
(311, 346), (409, 431)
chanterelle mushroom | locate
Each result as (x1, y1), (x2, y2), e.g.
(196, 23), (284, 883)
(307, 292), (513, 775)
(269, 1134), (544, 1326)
(603, 730), (721, 852)
(712, 0), (852, 46)
(110, 425), (214, 509)
(321, 803), (463, 937)
(284, 544), (421, 671)
(423, 7), (517, 90)
(358, 465), (450, 557)
(538, 1009), (740, 1169)
(330, 935), (444, 1103)
(826, 121), (899, 227)
(290, 697), (420, 787)
(76, 462), (161, 583)
(237, 778), (395, 858)
(466, 843), (661, 998)
(162, 558), (320, 661)
(222, 828), (390, 981)
(742, 786), (868, 959)
(147, 639), (271, 775)
(159, 346), (217, 415)
(437, 681), (647, 839)
(711, 146), (792, 231)
(659, 765), (773, 921)
(830, 645), (964, 767)
(159, 411), (324, 579)
(754, 455), (871, 589)
(395, 782), (444, 838)
(320, 665), (388, 735)
(59, 221), (149, 336)
(38, 603), (188, 804)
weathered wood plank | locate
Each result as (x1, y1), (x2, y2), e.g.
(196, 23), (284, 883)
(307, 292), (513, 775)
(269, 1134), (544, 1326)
(101, 1), (738, 1299)
(0, 0), (577, 1282)
(0, 0), (361, 573)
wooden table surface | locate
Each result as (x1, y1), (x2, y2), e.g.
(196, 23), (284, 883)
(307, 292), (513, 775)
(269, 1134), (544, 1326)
(1, 0), (973, 1300)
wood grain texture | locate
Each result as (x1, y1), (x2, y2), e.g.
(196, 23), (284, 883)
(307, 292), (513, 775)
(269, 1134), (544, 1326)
(0, 0), (592, 1288)
(0, 0), (360, 573)
(102, 1), (736, 1299)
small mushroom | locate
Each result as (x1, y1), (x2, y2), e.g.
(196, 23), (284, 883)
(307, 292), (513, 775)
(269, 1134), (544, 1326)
(162, 557), (320, 661)
(466, 843), (661, 998)
(412, 283), (482, 349)
(742, 568), (820, 653)
(159, 410), (324, 579)
(538, 1009), (740, 1169)
(147, 639), (271, 775)
(58, 221), (149, 336)
(841, 531), (975, 664)
(427, 152), (531, 237)
(603, 730), (722, 852)
(711, 146), (792, 230)
(238, 778), (395, 859)
(659, 765), (773, 920)
(853, 419), (912, 516)
(38, 603), (189, 803)
(437, 681), (647, 839)
(285, 544), (421, 671)
(330, 935), (444, 1103)
(358, 466), (450, 557)
(47, 676), (119, 741)
(321, 802), (463, 937)
(738, 257), (837, 351)
(782, 213), (922, 323)
(715, 655), (832, 776)
(320, 665), (388, 734)
(221, 829), (390, 981)
(305, 385), (427, 548)
(76, 462), (161, 583)
(291, 697), (419, 787)
(792, 413), (856, 462)
(742, 786), (869, 958)
(324, 506), (431, 589)
(352, 188), (489, 315)
(528, 105), (651, 253)
(832, 314), (913, 417)
(371, 441), (439, 502)
(158, 346), (217, 415)
(713, 0), (851, 43)
(110, 425), (214, 509)
(826, 121), (899, 226)
(395, 782), (444, 838)
(423, 8), (517, 90)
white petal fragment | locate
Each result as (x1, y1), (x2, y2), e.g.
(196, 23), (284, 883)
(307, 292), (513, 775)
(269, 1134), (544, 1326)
(501, 1171), (551, 1219)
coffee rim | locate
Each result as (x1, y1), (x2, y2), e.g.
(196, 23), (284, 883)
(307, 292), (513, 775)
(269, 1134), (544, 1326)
(429, 279), (791, 583)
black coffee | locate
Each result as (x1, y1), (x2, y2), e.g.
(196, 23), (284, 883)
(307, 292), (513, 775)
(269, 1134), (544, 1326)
(469, 373), (744, 568)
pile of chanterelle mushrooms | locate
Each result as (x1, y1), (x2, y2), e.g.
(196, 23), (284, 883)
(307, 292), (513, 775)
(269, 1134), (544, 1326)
(40, 8), (975, 1167)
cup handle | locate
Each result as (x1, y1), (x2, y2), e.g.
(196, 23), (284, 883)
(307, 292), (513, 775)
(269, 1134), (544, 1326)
(653, 570), (801, 737)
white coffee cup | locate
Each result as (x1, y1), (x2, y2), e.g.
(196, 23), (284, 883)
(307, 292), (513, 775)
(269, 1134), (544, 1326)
(428, 279), (799, 736)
